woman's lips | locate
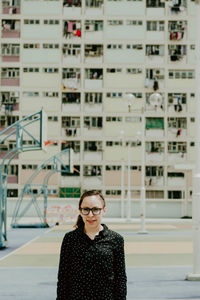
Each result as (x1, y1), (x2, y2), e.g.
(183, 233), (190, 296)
(87, 220), (96, 224)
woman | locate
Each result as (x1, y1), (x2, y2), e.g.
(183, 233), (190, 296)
(57, 190), (127, 300)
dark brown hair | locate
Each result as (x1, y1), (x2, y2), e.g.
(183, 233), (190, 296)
(74, 190), (105, 228)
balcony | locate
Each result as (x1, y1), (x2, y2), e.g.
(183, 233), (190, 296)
(62, 68), (81, 91)
(2, 7), (20, 14)
(1, 78), (19, 86)
(168, 45), (187, 64)
(168, 21), (187, 42)
(145, 117), (164, 138)
(146, 0), (165, 17)
(168, 93), (187, 113)
(145, 176), (164, 187)
(84, 44), (103, 64)
(84, 20), (103, 41)
(63, 21), (81, 41)
(168, 0), (187, 16)
(2, 20), (20, 38)
(85, 0), (103, 15)
(62, 92), (81, 112)
(146, 142), (164, 163)
(62, 44), (81, 64)
(7, 175), (18, 184)
(145, 45), (165, 64)
(85, 69), (103, 89)
(63, 0), (81, 16)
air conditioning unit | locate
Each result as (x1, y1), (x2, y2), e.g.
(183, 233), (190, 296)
(85, 24), (95, 32)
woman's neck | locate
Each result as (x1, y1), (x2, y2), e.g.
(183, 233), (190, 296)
(84, 224), (103, 239)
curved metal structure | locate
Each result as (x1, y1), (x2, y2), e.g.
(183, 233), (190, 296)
(0, 110), (46, 248)
(11, 148), (73, 228)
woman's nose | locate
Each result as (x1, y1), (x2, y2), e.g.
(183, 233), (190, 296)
(88, 210), (93, 216)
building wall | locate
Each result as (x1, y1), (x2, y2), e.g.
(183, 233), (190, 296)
(0, 0), (196, 219)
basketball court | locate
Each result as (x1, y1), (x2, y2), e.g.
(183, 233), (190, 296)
(0, 220), (200, 300)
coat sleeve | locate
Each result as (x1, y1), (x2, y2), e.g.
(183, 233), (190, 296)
(56, 234), (70, 300)
(113, 235), (127, 300)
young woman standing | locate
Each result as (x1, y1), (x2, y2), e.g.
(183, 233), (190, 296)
(57, 190), (127, 300)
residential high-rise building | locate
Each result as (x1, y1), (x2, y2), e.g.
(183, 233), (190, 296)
(0, 0), (196, 219)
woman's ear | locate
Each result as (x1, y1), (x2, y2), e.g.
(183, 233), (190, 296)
(102, 206), (106, 216)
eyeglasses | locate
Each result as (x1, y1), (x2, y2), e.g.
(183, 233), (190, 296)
(80, 207), (104, 215)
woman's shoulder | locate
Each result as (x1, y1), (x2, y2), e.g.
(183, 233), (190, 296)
(104, 225), (124, 242)
(62, 227), (80, 242)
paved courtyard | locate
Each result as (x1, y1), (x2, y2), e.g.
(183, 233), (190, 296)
(0, 220), (200, 300)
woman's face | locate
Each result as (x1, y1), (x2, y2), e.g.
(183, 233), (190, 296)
(80, 195), (106, 230)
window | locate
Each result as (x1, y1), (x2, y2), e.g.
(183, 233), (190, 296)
(106, 92), (122, 98)
(62, 68), (81, 79)
(63, 44), (81, 56)
(146, 118), (164, 129)
(23, 44), (40, 49)
(147, 21), (164, 31)
(106, 165), (121, 171)
(44, 20), (59, 25)
(43, 44), (59, 49)
(106, 68), (122, 73)
(146, 45), (164, 56)
(146, 0), (165, 8)
(43, 68), (59, 73)
(2, 44), (20, 55)
(146, 190), (164, 199)
(126, 44), (143, 50)
(125, 117), (141, 123)
(48, 116), (58, 122)
(168, 142), (187, 153)
(62, 116), (80, 128)
(84, 141), (102, 151)
(62, 93), (80, 103)
(85, 20), (103, 31)
(126, 68), (142, 74)
(22, 164), (37, 170)
(83, 165), (102, 176)
(168, 70), (195, 79)
(107, 20), (123, 25)
(4, 164), (18, 175)
(43, 92), (59, 97)
(7, 189), (18, 197)
(23, 68), (39, 73)
(167, 117), (187, 129)
(168, 172), (184, 178)
(106, 190), (121, 196)
(61, 165), (80, 176)
(146, 166), (163, 177)
(61, 141), (80, 153)
(106, 141), (122, 146)
(84, 117), (103, 128)
(107, 44), (123, 49)
(126, 20), (143, 25)
(106, 117), (122, 122)
(23, 91), (39, 97)
(24, 20), (40, 25)
(2, 68), (19, 78)
(85, 93), (102, 103)
(168, 190), (183, 199)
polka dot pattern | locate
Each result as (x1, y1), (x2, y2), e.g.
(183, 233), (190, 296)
(56, 224), (127, 300)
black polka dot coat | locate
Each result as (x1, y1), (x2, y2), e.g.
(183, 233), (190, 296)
(57, 224), (127, 300)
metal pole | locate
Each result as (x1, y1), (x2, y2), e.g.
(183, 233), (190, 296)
(121, 160), (125, 218)
(186, 0), (200, 280)
(138, 112), (148, 234)
(127, 141), (131, 220)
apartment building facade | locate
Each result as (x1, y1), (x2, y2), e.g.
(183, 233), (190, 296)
(0, 0), (197, 218)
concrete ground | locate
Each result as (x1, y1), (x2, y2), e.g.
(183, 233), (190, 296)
(0, 219), (200, 300)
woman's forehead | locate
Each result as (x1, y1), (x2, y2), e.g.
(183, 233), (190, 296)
(81, 195), (103, 206)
